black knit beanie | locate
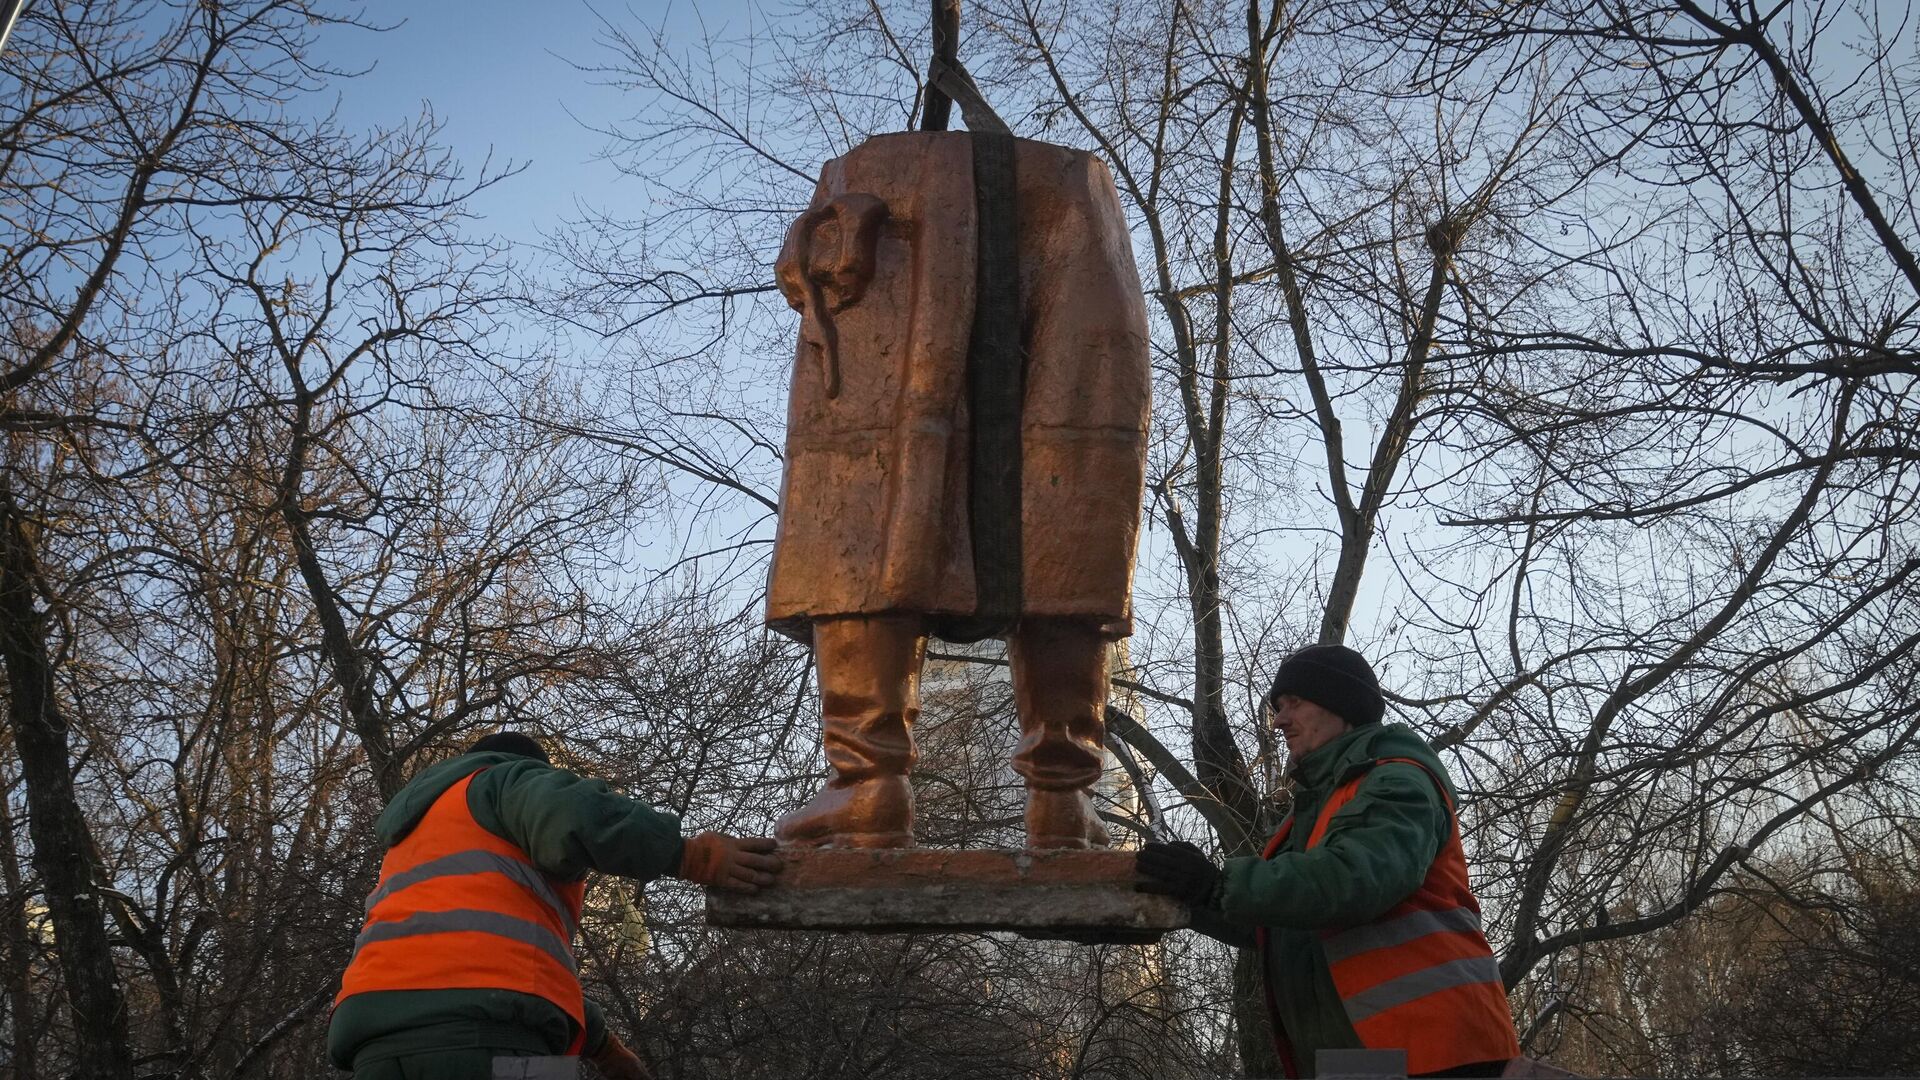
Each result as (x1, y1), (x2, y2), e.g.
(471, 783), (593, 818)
(469, 731), (551, 764)
(1265, 644), (1386, 727)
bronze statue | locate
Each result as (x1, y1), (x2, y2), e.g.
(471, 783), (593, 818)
(766, 131), (1150, 851)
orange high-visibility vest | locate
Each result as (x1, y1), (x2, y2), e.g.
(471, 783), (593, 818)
(1255, 757), (1520, 1076)
(336, 771), (588, 1052)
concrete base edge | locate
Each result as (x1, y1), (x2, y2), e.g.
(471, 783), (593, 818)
(705, 847), (1190, 943)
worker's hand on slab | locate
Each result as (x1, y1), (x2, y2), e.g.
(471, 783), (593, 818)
(676, 832), (783, 892)
(1135, 840), (1225, 908)
(587, 1031), (653, 1080)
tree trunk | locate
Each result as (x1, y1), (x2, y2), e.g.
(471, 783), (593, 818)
(0, 773), (38, 1080)
(1233, 948), (1284, 1077)
(1317, 250), (1452, 646)
(274, 390), (399, 798)
(0, 481), (133, 1080)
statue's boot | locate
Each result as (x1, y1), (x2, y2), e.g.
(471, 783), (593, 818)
(774, 773), (915, 849)
(776, 614), (926, 848)
(1010, 618), (1113, 850)
(1025, 788), (1112, 850)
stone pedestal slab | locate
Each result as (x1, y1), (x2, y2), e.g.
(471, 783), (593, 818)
(705, 848), (1187, 943)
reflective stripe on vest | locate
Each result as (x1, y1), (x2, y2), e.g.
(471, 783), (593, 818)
(1342, 953), (1505, 1023)
(364, 850), (581, 937)
(353, 907), (578, 976)
(1254, 756), (1520, 1075)
(1321, 904), (1483, 965)
(335, 771), (588, 1052)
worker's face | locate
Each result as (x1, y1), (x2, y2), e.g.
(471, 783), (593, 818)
(1266, 694), (1350, 762)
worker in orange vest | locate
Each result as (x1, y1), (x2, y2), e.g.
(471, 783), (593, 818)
(1136, 645), (1521, 1078)
(330, 732), (782, 1079)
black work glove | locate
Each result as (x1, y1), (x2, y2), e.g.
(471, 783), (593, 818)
(1135, 840), (1225, 908)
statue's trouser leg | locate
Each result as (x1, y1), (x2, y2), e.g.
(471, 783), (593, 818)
(1009, 617), (1112, 849)
(774, 614), (925, 848)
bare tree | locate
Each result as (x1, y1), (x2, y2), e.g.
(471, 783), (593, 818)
(0, 1), (701, 1073)
(5, 0), (1915, 1075)
(0, 2), (391, 1073)
(548, 1), (1920, 1074)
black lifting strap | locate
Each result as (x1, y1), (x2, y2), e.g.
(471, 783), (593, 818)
(918, 2), (1021, 642)
(961, 129), (1022, 641)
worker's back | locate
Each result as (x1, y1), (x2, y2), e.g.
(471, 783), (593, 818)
(328, 743), (685, 1076)
(337, 767), (589, 1045)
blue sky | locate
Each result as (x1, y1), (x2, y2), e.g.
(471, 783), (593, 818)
(316, 1), (771, 393)
(323, 1), (697, 247)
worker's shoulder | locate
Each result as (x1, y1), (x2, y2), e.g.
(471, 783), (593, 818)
(464, 755), (627, 819)
(1344, 725), (1456, 798)
(462, 753), (595, 809)
(453, 753), (599, 849)
(376, 751), (512, 844)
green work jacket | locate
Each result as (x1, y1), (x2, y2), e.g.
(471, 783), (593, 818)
(327, 751), (685, 1070)
(1192, 723), (1456, 1076)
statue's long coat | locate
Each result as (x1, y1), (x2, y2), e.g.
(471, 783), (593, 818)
(765, 132), (1150, 643)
